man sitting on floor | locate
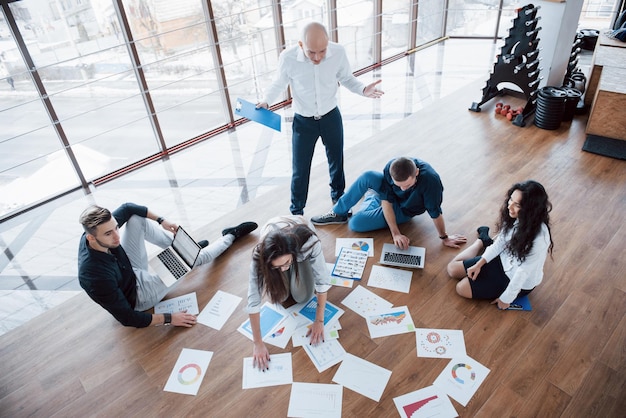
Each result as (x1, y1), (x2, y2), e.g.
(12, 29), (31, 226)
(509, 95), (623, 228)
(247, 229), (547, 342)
(78, 202), (257, 328)
(311, 156), (466, 250)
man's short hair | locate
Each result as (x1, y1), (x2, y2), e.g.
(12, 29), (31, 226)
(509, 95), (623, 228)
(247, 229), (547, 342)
(389, 157), (417, 182)
(79, 205), (112, 235)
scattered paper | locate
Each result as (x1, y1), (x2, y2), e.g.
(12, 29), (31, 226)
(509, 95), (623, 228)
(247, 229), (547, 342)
(288, 382), (343, 418)
(367, 265), (413, 293)
(335, 238), (374, 256)
(332, 353), (392, 402)
(294, 296), (344, 326)
(263, 314), (298, 349)
(433, 355), (490, 407)
(327, 262), (355, 287)
(332, 247), (368, 280)
(196, 290), (241, 330)
(154, 292), (199, 315)
(163, 348), (213, 396)
(416, 328), (467, 359)
(366, 305), (415, 338)
(341, 285), (393, 318)
(238, 302), (287, 341)
(393, 385), (458, 418)
(242, 352), (293, 389)
(302, 338), (346, 373)
(292, 321), (341, 347)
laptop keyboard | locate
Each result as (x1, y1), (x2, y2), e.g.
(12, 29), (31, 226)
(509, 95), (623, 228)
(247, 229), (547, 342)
(157, 248), (188, 279)
(383, 252), (422, 267)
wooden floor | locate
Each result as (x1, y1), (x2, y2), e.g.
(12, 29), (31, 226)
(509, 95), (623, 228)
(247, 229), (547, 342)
(1, 82), (624, 418)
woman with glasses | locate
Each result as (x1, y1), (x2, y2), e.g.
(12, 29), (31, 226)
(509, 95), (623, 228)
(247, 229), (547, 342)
(246, 216), (330, 370)
(446, 180), (554, 310)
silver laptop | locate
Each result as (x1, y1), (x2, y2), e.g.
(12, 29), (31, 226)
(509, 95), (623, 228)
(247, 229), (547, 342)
(149, 226), (201, 287)
(379, 243), (425, 269)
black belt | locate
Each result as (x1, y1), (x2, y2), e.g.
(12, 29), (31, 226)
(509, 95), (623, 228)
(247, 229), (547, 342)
(299, 107), (336, 120)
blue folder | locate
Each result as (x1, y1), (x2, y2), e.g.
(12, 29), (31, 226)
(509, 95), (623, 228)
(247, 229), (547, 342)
(506, 294), (532, 311)
(235, 98), (281, 132)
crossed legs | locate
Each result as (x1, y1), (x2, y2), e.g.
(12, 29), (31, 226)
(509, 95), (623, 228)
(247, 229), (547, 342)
(446, 239), (486, 298)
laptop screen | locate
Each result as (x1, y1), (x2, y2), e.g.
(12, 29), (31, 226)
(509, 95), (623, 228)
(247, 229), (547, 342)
(172, 227), (201, 267)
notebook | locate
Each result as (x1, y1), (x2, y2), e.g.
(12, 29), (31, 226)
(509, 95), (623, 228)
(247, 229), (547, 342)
(506, 294), (532, 311)
(148, 226), (202, 287)
(379, 243), (425, 269)
(235, 98), (281, 131)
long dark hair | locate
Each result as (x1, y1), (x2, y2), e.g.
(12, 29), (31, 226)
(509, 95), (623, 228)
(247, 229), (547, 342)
(252, 222), (319, 304)
(496, 180), (554, 262)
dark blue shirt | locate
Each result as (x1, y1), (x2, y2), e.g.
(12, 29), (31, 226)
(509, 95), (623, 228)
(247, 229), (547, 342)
(379, 158), (444, 219)
(78, 203), (152, 328)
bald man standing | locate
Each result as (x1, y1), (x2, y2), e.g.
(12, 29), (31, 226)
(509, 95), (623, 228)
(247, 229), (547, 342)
(258, 22), (383, 216)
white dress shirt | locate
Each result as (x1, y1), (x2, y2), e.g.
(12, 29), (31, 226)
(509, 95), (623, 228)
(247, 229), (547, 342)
(262, 42), (366, 117)
(481, 222), (551, 303)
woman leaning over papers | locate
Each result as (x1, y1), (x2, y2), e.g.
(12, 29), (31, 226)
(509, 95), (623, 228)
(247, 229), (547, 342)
(246, 216), (331, 370)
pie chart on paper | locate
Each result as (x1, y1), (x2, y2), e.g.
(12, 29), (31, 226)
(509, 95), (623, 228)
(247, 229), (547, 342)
(352, 241), (370, 252)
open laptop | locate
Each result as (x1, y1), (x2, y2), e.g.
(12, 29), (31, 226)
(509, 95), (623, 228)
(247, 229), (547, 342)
(379, 243), (425, 269)
(148, 226), (201, 287)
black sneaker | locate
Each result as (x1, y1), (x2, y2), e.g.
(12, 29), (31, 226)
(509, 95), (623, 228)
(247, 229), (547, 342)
(311, 210), (348, 225)
(477, 226), (493, 247)
(197, 240), (209, 248)
(222, 222), (258, 240)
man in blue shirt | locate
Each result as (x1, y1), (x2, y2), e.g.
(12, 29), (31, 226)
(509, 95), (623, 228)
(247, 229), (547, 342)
(311, 157), (467, 249)
(78, 202), (257, 328)
(257, 21), (383, 216)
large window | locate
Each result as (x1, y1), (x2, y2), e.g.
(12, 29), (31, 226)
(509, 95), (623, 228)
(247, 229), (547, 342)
(2, 0), (616, 220)
(416, 0), (446, 45)
(336, 0), (375, 69)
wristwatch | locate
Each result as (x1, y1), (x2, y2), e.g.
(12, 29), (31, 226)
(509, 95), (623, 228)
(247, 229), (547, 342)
(156, 217), (164, 225)
(164, 312), (172, 326)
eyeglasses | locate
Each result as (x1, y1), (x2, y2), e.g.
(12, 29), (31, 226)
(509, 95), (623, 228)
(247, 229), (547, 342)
(271, 257), (293, 270)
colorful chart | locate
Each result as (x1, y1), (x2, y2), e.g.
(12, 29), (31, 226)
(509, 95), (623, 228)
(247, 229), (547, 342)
(178, 363), (202, 385)
(403, 395), (438, 417)
(270, 326), (285, 338)
(369, 311), (406, 326)
(451, 363), (475, 384)
(351, 241), (370, 252)
(420, 331), (452, 356)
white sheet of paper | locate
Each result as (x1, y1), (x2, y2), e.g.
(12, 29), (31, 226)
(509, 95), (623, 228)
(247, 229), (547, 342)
(287, 296), (344, 330)
(196, 290), (242, 330)
(332, 247), (368, 279)
(332, 353), (392, 402)
(341, 285), (393, 318)
(366, 305), (415, 338)
(263, 314), (298, 349)
(237, 302), (287, 341)
(367, 265), (413, 293)
(393, 385), (458, 418)
(327, 262), (355, 288)
(242, 352), (293, 389)
(291, 321), (341, 347)
(154, 292), (199, 315)
(433, 354), (490, 407)
(163, 348), (213, 396)
(302, 338), (346, 373)
(288, 382), (343, 418)
(416, 328), (467, 359)
(335, 238), (374, 256)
